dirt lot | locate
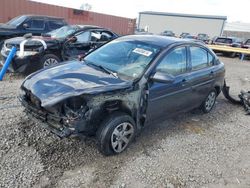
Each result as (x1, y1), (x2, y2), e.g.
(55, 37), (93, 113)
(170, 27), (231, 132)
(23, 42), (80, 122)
(0, 57), (249, 188)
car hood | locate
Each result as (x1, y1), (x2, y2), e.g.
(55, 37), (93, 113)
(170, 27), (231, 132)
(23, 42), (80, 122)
(0, 23), (16, 30)
(4, 36), (60, 47)
(22, 61), (132, 107)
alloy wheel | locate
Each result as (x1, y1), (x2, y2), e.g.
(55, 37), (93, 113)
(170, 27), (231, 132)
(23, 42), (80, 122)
(205, 91), (216, 111)
(111, 122), (134, 153)
(43, 58), (59, 68)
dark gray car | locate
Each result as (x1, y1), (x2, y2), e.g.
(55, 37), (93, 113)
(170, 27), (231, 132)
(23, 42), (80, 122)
(19, 35), (225, 155)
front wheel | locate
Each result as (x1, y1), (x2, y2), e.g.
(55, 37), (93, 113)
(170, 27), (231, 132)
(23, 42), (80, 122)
(40, 54), (60, 69)
(201, 89), (217, 113)
(96, 112), (136, 155)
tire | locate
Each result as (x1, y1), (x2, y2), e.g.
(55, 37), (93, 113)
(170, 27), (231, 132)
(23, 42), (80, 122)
(201, 89), (217, 113)
(96, 112), (136, 156)
(39, 54), (60, 69)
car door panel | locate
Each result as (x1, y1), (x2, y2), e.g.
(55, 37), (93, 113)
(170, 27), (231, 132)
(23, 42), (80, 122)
(145, 46), (194, 122)
(146, 72), (192, 121)
(188, 46), (217, 106)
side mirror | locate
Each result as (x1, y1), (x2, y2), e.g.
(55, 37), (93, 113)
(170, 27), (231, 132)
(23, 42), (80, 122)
(68, 36), (77, 43)
(23, 23), (29, 29)
(151, 71), (174, 84)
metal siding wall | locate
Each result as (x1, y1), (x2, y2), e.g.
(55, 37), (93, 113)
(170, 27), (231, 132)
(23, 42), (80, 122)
(0, 0), (136, 35)
(139, 13), (225, 37)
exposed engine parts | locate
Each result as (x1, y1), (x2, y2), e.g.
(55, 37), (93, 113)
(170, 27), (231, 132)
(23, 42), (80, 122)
(222, 80), (250, 115)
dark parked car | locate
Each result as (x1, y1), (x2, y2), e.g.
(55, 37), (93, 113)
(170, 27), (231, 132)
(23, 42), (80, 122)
(241, 39), (250, 49)
(180, 32), (190, 38)
(183, 35), (197, 39)
(0, 15), (67, 49)
(1, 25), (118, 74)
(211, 36), (243, 57)
(19, 35), (225, 155)
(161, 30), (175, 37)
(197, 33), (209, 43)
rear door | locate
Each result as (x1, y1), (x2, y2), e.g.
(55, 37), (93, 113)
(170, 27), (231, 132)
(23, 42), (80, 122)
(187, 45), (216, 107)
(146, 46), (193, 121)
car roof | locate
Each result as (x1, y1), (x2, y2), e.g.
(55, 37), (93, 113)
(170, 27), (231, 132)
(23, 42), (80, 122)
(20, 14), (64, 20)
(118, 35), (193, 48)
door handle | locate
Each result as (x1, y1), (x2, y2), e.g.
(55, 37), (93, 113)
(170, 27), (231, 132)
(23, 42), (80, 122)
(210, 71), (214, 77)
(182, 78), (187, 86)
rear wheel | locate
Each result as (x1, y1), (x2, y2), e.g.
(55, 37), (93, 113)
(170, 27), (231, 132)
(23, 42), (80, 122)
(40, 54), (60, 69)
(201, 89), (217, 113)
(96, 112), (136, 155)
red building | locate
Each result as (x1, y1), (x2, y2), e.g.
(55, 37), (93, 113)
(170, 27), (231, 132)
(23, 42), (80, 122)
(0, 0), (136, 35)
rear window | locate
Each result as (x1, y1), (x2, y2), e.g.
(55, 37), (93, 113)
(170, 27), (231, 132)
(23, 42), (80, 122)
(215, 38), (232, 44)
(48, 20), (65, 30)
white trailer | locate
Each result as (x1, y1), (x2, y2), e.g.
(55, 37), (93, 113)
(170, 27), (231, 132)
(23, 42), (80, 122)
(138, 11), (227, 37)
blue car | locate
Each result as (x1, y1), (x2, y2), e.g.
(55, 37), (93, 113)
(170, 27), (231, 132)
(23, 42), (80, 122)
(19, 35), (225, 155)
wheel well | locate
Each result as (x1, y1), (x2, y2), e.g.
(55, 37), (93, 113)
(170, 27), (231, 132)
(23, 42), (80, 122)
(103, 100), (134, 118)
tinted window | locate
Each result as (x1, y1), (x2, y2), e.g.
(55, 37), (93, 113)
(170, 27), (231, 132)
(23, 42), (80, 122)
(156, 47), (187, 76)
(190, 47), (211, 70)
(25, 19), (45, 29)
(48, 20), (65, 30)
(75, 31), (90, 43)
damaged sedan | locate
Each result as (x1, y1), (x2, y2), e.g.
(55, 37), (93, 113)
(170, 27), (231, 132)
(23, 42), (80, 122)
(19, 35), (225, 155)
(1, 25), (118, 74)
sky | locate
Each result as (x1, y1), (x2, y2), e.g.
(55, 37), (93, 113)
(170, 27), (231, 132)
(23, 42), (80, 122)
(32, 0), (249, 23)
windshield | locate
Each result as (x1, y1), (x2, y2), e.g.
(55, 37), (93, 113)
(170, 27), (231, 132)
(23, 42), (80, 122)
(6, 16), (27, 26)
(84, 39), (161, 80)
(47, 25), (78, 39)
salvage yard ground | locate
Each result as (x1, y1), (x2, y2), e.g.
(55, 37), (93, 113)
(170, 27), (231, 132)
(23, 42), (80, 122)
(0, 57), (250, 188)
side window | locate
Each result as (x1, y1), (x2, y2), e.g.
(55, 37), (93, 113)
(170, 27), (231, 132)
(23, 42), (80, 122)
(27, 19), (45, 29)
(48, 20), (65, 30)
(75, 31), (90, 43)
(156, 47), (187, 76)
(190, 46), (210, 71)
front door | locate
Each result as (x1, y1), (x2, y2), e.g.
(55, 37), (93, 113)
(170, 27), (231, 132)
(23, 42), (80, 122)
(146, 46), (193, 121)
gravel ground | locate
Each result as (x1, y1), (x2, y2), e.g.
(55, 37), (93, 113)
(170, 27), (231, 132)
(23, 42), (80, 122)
(0, 57), (249, 188)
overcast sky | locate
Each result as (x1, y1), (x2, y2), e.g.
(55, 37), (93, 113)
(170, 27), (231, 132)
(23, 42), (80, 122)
(32, 0), (249, 23)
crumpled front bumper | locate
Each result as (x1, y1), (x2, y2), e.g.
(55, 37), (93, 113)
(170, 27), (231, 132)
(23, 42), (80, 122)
(19, 96), (77, 138)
